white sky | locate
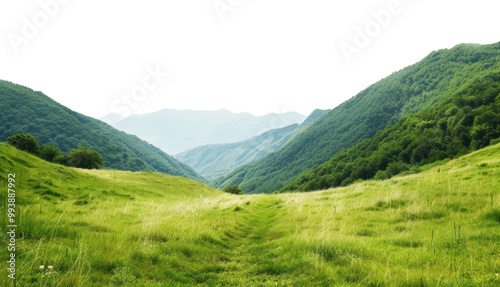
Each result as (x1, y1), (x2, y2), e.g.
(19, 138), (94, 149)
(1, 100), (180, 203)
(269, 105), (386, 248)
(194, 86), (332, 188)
(1, 0), (499, 119)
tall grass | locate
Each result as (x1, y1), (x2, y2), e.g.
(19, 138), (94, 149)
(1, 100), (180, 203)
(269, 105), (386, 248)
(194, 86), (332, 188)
(0, 142), (499, 286)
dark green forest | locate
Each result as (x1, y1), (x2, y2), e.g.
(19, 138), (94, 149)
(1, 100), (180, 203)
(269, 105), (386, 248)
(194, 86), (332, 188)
(281, 71), (500, 192)
(0, 80), (205, 182)
(213, 43), (500, 194)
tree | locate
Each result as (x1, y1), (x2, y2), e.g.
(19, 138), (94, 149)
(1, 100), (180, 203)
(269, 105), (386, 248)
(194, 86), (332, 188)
(54, 155), (68, 165)
(39, 145), (61, 162)
(7, 133), (39, 154)
(223, 185), (243, 195)
(374, 170), (389, 181)
(66, 146), (104, 169)
(386, 161), (411, 177)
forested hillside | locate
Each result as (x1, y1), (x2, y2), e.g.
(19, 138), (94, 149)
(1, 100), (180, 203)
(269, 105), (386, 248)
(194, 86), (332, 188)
(0, 80), (205, 182)
(176, 109), (329, 181)
(282, 71), (500, 191)
(214, 43), (500, 193)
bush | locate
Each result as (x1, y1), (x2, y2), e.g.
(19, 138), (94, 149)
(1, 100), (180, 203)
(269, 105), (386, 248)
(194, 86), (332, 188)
(7, 133), (39, 154)
(386, 161), (412, 178)
(5, 134), (104, 169)
(66, 146), (104, 169)
(374, 170), (389, 181)
(54, 155), (68, 165)
(223, 185), (243, 195)
(39, 145), (62, 162)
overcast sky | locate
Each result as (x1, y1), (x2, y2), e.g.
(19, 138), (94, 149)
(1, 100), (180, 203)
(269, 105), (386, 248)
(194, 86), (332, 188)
(1, 0), (499, 119)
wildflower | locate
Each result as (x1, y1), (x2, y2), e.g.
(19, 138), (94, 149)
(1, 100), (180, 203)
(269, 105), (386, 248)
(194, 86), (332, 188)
(40, 265), (45, 270)
(48, 266), (53, 270)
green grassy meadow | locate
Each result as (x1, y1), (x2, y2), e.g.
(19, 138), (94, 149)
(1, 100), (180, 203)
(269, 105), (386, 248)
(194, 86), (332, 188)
(1, 141), (499, 286)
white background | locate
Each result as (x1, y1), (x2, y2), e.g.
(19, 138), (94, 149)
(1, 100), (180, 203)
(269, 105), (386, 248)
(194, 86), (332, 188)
(1, 0), (499, 118)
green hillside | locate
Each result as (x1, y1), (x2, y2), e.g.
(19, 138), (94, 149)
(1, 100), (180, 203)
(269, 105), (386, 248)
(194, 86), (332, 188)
(1, 139), (499, 286)
(176, 109), (329, 181)
(282, 70), (500, 192)
(176, 124), (298, 181)
(213, 43), (500, 194)
(265, 109), (330, 152)
(108, 109), (306, 155)
(0, 80), (205, 182)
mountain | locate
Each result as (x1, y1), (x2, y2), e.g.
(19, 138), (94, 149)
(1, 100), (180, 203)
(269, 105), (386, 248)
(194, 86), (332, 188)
(104, 109), (306, 155)
(0, 80), (205, 182)
(213, 43), (500, 194)
(176, 109), (329, 181)
(267, 108), (331, 149)
(281, 71), (500, 192)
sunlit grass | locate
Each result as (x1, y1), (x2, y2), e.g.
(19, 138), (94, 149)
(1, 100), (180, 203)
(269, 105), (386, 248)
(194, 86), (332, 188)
(0, 142), (499, 286)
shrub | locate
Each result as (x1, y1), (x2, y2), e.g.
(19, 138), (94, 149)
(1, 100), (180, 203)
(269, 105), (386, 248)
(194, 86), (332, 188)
(66, 146), (104, 169)
(374, 170), (389, 180)
(223, 185), (243, 195)
(5, 134), (104, 169)
(39, 145), (62, 162)
(7, 133), (39, 154)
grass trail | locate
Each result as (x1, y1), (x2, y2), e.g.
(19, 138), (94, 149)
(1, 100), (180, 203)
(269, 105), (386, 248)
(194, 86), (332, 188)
(217, 198), (288, 286)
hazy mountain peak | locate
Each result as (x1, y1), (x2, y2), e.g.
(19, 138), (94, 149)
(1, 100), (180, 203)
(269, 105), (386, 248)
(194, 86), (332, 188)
(106, 109), (307, 154)
(99, 113), (126, 125)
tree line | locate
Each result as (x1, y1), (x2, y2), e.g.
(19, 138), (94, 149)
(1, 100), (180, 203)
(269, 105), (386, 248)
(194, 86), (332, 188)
(7, 133), (104, 169)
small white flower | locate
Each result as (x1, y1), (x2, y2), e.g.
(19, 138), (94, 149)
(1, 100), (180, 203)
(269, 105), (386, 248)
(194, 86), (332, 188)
(496, 273), (499, 277)
(48, 266), (53, 270)
(40, 265), (44, 270)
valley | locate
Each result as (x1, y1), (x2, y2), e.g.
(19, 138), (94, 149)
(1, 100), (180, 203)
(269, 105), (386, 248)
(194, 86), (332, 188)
(0, 139), (499, 286)
(1, 42), (499, 286)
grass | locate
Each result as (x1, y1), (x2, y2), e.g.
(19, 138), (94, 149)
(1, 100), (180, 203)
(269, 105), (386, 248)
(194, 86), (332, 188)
(0, 142), (499, 286)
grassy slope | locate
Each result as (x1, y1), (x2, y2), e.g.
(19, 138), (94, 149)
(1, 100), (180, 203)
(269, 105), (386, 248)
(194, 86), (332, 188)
(0, 80), (205, 183)
(1, 142), (499, 286)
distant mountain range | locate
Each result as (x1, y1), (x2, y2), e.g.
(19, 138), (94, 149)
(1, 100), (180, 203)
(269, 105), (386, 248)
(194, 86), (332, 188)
(101, 109), (306, 155)
(0, 80), (205, 182)
(176, 109), (329, 181)
(213, 43), (500, 193)
(3, 43), (498, 196)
